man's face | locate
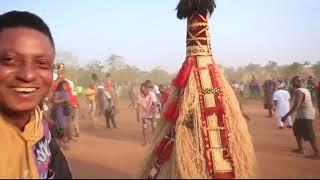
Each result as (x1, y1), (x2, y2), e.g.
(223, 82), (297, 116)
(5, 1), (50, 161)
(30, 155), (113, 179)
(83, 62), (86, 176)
(159, 86), (165, 94)
(0, 27), (54, 113)
(63, 83), (69, 91)
(146, 82), (153, 90)
(59, 74), (64, 80)
(141, 86), (148, 95)
(291, 77), (301, 89)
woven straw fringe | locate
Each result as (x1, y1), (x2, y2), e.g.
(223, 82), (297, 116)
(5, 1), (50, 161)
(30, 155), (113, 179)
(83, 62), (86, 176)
(175, 72), (210, 178)
(137, 86), (177, 179)
(138, 67), (257, 179)
(216, 68), (257, 178)
(138, 72), (208, 179)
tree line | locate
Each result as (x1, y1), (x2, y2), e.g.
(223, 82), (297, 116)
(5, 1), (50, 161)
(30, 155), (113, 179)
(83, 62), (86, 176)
(56, 51), (320, 87)
(221, 61), (320, 83)
(56, 51), (174, 87)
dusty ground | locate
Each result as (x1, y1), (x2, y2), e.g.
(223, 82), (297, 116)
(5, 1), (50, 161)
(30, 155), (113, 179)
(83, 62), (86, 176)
(64, 99), (320, 179)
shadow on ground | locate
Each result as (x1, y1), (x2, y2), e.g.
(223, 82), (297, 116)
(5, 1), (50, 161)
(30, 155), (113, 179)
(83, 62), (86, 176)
(68, 158), (133, 179)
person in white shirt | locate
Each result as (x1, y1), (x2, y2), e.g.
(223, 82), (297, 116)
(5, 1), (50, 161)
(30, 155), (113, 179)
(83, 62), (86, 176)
(137, 83), (157, 146)
(273, 83), (293, 129)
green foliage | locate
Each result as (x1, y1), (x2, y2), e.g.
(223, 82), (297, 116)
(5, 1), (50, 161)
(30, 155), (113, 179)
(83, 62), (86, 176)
(312, 61), (320, 78)
(58, 51), (174, 87)
(223, 61), (316, 83)
(57, 51), (318, 86)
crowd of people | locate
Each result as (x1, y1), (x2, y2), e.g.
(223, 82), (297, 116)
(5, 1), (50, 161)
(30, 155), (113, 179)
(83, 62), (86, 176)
(0, 9), (319, 180)
(43, 69), (120, 151)
(230, 75), (319, 158)
(48, 65), (173, 148)
(231, 76), (318, 100)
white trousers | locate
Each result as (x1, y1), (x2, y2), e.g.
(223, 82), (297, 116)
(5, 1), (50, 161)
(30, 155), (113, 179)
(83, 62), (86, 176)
(71, 107), (80, 134)
(277, 116), (292, 127)
(88, 101), (97, 127)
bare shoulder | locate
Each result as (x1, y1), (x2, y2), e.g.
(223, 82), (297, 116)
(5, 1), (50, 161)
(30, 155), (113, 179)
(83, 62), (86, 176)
(294, 89), (305, 100)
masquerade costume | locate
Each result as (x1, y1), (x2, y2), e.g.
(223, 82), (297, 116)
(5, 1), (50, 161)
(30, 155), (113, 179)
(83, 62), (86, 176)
(139, 0), (256, 178)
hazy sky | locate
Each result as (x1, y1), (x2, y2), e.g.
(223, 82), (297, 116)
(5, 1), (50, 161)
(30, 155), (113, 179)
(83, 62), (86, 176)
(1, 0), (320, 72)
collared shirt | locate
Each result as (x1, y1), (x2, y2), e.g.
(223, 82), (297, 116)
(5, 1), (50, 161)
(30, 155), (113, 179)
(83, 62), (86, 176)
(138, 91), (157, 119)
(273, 89), (290, 118)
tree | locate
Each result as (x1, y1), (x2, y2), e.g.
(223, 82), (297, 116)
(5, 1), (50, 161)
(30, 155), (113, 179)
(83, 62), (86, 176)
(147, 67), (173, 84)
(55, 51), (81, 83)
(55, 51), (79, 67)
(105, 54), (128, 71)
(264, 61), (279, 79)
(245, 62), (261, 72)
(280, 62), (305, 80)
(87, 59), (104, 73)
(313, 61), (320, 78)
(304, 61), (311, 65)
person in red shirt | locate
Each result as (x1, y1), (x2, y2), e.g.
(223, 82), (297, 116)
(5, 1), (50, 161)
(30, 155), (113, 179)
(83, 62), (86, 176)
(51, 73), (64, 91)
(104, 73), (114, 92)
(159, 84), (170, 107)
(105, 73), (118, 113)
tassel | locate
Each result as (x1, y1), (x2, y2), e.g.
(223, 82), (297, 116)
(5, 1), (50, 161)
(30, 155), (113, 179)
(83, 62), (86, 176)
(171, 106), (180, 123)
(172, 56), (195, 89)
(159, 140), (175, 161)
(149, 130), (175, 179)
(154, 136), (170, 156)
(163, 100), (177, 121)
(163, 97), (179, 123)
(149, 167), (159, 179)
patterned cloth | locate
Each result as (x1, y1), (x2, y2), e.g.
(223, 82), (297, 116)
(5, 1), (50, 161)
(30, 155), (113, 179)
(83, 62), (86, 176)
(52, 91), (70, 129)
(0, 111), (71, 179)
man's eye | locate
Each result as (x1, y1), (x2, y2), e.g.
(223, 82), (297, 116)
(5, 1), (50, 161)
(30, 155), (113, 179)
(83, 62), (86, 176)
(3, 57), (15, 61)
(0, 57), (15, 65)
(39, 60), (47, 65)
(37, 59), (51, 69)
(4, 57), (14, 61)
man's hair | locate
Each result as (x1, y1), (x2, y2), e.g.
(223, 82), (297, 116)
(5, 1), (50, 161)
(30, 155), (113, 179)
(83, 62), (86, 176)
(145, 80), (151, 84)
(159, 84), (165, 89)
(106, 73), (111, 78)
(91, 73), (98, 81)
(290, 75), (300, 84)
(140, 83), (147, 89)
(56, 80), (68, 91)
(0, 11), (54, 46)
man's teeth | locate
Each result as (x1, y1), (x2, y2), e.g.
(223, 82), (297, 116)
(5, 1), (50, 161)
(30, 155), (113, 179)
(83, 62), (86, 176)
(13, 88), (37, 93)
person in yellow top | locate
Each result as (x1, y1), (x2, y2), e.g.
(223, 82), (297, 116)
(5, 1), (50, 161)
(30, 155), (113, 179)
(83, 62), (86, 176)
(85, 86), (96, 101)
(0, 11), (71, 179)
(85, 85), (97, 127)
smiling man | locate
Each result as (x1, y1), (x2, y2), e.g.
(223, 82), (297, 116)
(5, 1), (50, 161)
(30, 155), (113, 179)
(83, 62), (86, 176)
(0, 11), (72, 179)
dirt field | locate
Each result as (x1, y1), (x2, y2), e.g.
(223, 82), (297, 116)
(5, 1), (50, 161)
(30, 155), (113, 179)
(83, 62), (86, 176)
(63, 99), (320, 179)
